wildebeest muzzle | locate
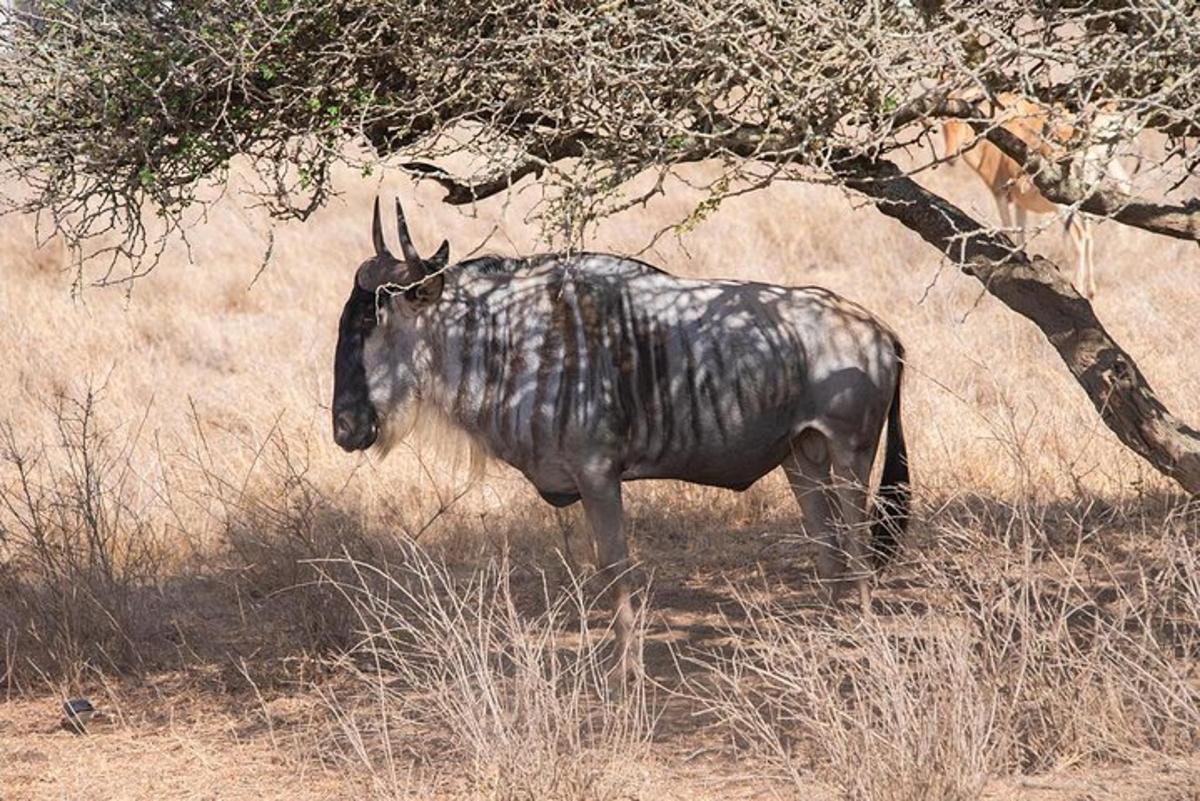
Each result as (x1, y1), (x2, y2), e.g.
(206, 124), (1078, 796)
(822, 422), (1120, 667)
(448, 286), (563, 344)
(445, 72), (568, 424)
(332, 401), (378, 451)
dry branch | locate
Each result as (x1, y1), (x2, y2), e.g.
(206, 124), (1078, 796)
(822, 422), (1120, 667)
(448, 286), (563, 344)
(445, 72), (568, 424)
(979, 126), (1200, 244)
(402, 161), (546, 206)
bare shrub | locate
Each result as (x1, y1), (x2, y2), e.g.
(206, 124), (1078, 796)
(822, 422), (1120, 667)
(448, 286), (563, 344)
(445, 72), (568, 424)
(174, 411), (490, 661)
(316, 542), (653, 801)
(164, 416), (385, 657)
(0, 387), (166, 687)
(943, 500), (1200, 770)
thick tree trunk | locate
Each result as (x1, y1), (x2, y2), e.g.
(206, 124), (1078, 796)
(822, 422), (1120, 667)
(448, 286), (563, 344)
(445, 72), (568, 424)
(837, 156), (1200, 494)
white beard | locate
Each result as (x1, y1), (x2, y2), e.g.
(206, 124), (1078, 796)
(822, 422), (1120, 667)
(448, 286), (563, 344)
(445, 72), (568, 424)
(363, 330), (487, 479)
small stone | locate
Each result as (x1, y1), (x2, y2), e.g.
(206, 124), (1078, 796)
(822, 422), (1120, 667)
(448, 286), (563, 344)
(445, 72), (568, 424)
(61, 698), (96, 734)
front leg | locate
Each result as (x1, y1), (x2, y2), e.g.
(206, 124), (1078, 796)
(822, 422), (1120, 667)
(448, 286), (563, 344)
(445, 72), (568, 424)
(578, 474), (637, 681)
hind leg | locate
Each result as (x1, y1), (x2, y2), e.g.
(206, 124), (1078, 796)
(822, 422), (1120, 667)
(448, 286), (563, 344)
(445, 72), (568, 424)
(1012, 202), (1029, 248)
(830, 444), (879, 614)
(783, 428), (843, 602)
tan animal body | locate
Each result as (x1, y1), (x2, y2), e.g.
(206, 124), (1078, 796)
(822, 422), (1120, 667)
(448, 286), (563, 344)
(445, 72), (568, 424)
(943, 94), (1131, 298)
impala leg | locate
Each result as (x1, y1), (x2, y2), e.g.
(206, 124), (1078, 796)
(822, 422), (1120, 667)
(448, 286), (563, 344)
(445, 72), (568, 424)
(1082, 217), (1096, 298)
(1012, 203), (1028, 247)
(579, 477), (637, 681)
(1066, 214), (1094, 298)
(783, 429), (842, 603)
(830, 446), (878, 615)
(993, 192), (1019, 245)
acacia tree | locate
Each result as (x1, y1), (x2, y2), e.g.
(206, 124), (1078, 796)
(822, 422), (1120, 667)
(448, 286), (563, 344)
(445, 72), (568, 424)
(1, 1), (1198, 492)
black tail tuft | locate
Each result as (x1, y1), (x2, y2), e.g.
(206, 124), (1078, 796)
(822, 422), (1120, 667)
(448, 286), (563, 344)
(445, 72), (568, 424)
(870, 343), (910, 567)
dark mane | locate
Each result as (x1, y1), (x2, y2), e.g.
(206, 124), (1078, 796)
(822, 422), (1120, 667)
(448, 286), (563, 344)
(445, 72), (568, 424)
(456, 255), (527, 275)
(456, 252), (670, 278)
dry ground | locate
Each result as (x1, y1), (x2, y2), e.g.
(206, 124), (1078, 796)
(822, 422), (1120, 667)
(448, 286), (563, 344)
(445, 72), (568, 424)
(1, 143), (1199, 800)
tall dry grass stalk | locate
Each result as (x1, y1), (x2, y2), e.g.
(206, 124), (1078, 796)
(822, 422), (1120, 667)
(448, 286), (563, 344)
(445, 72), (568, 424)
(316, 543), (654, 800)
(693, 594), (996, 800)
(691, 492), (1200, 801)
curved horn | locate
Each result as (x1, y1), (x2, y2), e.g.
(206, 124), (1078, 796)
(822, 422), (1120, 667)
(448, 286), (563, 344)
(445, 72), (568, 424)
(394, 199), (422, 266)
(371, 196), (388, 257)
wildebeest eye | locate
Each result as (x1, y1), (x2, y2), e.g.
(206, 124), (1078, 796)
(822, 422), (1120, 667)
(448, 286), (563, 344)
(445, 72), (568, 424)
(359, 297), (381, 327)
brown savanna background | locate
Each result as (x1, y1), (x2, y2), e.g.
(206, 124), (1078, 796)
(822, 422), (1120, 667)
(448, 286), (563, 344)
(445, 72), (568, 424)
(1, 141), (1198, 800)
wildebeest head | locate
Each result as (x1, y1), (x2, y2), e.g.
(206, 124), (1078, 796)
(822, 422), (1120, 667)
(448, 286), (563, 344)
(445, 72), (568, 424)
(331, 198), (449, 452)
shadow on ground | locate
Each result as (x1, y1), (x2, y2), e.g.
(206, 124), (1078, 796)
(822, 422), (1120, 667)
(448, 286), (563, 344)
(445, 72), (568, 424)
(3, 485), (1196, 715)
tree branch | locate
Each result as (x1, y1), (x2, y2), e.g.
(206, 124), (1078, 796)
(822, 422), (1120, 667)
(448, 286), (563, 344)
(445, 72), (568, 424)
(981, 126), (1200, 244)
(402, 161), (546, 205)
(401, 119), (595, 204)
(833, 154), (1200, 494)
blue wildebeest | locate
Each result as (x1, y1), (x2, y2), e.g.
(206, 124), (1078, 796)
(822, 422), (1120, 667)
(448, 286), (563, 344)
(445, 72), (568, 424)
(332, 199), (910, 676)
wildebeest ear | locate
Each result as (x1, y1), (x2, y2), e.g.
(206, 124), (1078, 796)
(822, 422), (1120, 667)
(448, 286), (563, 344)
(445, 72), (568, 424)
(404, 272), (444, 306)
(402, 239), (448, 305)
(426, 240), (450, 274)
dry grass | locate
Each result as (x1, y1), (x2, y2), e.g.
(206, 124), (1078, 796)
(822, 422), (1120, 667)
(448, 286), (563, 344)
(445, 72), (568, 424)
(1, 143), (1198, 799)
(317, 547), (653, 800)
(692, 499), (1200, 801)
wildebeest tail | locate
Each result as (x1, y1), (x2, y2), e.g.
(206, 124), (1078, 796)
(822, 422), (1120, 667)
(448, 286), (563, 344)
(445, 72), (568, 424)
(870, 341), (910, 566)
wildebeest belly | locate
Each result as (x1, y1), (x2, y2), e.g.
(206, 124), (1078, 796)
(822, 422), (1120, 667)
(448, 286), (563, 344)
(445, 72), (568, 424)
(618, 404), (802, 490)
(501, 404), (801, 503)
